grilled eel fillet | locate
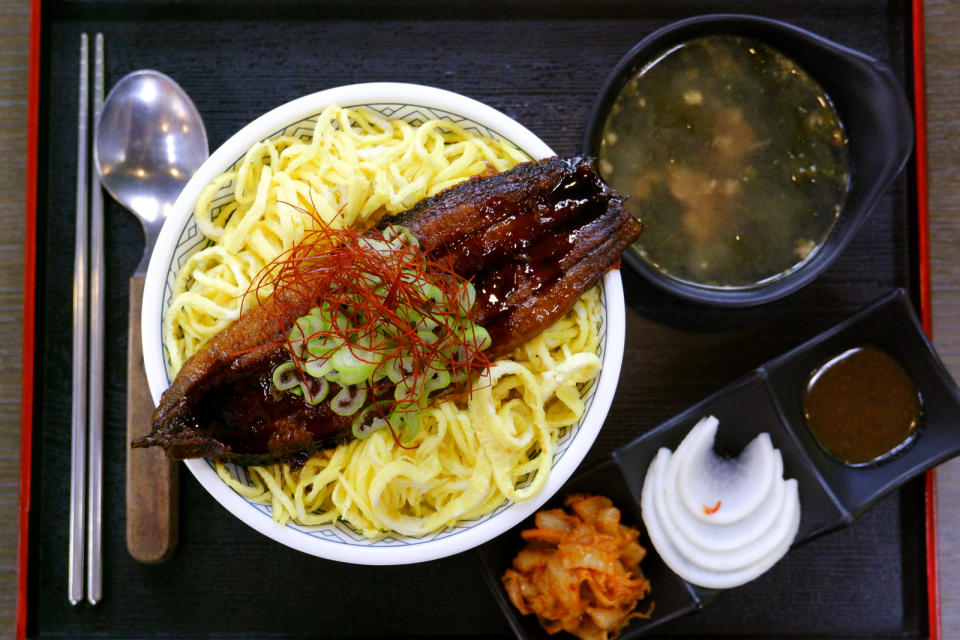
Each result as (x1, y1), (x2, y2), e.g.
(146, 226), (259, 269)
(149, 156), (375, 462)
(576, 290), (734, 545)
(134, 155), (642, 465)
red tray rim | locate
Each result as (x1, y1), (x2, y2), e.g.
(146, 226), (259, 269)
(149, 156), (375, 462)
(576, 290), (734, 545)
(14, 1), (937, 638)
(18, 0), (42, 636)
(911, 0), (939, 638)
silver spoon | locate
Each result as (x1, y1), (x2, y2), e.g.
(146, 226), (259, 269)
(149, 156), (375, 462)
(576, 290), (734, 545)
(95, 70), (208, 564)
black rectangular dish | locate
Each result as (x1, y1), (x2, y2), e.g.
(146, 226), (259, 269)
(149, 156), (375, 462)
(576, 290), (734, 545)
(479, 290), (960, 639)
(22, 0), (928, 637)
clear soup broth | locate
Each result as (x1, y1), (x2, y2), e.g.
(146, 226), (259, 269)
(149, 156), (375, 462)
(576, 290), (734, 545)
(598, 35), (850, 288)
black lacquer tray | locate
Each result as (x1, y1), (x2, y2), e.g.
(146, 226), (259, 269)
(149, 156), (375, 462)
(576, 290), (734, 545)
(23, 1), (928, 637)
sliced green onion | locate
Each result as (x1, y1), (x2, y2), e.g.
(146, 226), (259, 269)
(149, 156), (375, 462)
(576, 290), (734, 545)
(308, 306), (348, 335)
(394, 377), (427, 404)
(332, 342), (379, 386)
(301, 376), (329, 405)
(466, 323), (492, 351)
(424, 282), (444, 302)
(401, 411), (420, 443)
(272, 361), (300, 391)
(456, 282), (476, 316)
(351, 404), (391, 439)
(305, 335), (342, 380)
(416, 314), (439, 333)
(383, 225), (419, 249)
(288, 314), (327, 356)
(309, 305), (327, 323)
(306, 334), (342, 358)
(417, 329), (439, 346)
(392, 398), (423, 443)
(371, 284), (389, 301)
(424, 368), (451, 394)
(393, 378), (412, 403)
(371, 360), (392, 382)
(330, 385), (367, 416)
(385, 356), (415, 385)
(287, 325), (305, 356)
(450, 366), (469, 385)
(303, 356), (333, 381)
(396, 305), (423, 328)
(357, 236), (394, 257)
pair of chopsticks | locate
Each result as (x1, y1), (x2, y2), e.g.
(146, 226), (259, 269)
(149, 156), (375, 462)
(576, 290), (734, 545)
(70, 32), (105, 607)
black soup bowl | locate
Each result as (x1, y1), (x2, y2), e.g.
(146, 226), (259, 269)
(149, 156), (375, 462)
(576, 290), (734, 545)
(583, 14), (914, 307)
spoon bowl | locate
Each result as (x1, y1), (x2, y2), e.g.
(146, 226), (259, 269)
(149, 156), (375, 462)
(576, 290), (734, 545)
(96, 70), (208, 267)
(94, 69), (207, 564)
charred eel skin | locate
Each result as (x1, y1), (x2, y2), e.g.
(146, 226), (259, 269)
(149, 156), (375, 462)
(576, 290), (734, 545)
(135, 155), (642, 465)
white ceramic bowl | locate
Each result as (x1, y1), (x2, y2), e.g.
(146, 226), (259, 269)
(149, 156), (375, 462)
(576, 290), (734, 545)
(142, 82), (626, 564)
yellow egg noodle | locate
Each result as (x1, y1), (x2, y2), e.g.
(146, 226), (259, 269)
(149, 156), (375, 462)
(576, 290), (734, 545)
(163, 105), (605, 538)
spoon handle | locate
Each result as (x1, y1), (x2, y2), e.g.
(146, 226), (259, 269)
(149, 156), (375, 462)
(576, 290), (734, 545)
(126, 273), (179, 563)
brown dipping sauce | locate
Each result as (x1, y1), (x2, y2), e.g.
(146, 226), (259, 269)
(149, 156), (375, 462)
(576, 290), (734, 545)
(803, 345), (921, 466)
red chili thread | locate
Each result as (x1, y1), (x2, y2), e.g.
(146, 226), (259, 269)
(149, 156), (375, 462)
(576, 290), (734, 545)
(235, 201), (494, 441)
(702, 501), (722, 515)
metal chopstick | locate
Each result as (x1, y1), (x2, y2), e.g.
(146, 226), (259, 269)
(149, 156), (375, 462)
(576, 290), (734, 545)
(69, 32), (90, 607)
(86, 32), (105, 607)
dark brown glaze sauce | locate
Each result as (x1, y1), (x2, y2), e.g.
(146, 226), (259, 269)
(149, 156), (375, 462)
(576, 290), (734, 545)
(454, 168), (615, 330)
(389, 155), (639, 356)
(802, 345), (922, 466)
(173, 348), (354, 465)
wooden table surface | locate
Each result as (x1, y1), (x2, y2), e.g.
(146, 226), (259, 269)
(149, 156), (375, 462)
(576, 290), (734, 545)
(0, 2), (957, 639)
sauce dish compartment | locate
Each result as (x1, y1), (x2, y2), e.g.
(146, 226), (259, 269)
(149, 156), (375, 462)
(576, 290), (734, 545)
(476, 458), (702, 640)
(612, 371), (847, 547)
(763, 288), (960, 518)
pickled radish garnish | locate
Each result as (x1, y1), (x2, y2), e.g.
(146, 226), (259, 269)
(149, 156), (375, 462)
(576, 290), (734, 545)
(640, 416), (801, 589)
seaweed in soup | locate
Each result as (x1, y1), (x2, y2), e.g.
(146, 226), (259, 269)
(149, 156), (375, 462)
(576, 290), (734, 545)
(598, 35), (850, 288)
